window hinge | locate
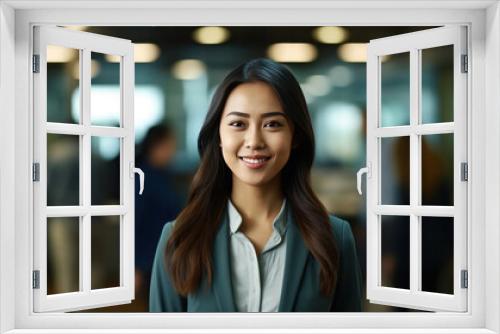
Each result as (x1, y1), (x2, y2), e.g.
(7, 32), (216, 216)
(461, 269), (468, 289)
(461, 162), (468, 181)
(32, 270), (40, 289)
(461, 54), (468, 73)
(33, 163), (40, 182)
(32, 55), (40, 73)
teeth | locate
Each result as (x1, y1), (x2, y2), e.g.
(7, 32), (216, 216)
(242, 157), (268, 164)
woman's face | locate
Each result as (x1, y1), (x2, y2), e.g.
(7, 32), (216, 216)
(219, 81), (294, 187)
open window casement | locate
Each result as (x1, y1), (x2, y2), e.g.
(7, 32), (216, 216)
(33, 26), (141, 312)
(359, 26), (468, 312)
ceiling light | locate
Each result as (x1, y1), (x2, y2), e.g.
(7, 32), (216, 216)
(47, 45), (78, 63)
(64, 26), (88, 31)
(105, 43), (161, 63)
(267, 43), (318, 63)
(338, 43), (368, 63)
(193, 26), (230, 44)
(313, 26), (348, 44)
(172, 59), (206, 80)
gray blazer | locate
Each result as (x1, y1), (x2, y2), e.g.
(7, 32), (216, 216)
(149, 208), (363, 312)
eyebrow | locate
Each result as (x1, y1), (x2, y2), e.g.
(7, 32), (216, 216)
(225, 111), (287, 119)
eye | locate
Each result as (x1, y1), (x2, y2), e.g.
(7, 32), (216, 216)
(265, 120), (283, 128)
(229, 121), (245, 128)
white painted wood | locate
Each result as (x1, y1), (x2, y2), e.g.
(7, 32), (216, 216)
(46, 123), (128, 138)
(32, 26), (134, 312)
(367, 26), (468, 312)
(46, 206), (127, 217)
(374, 205), (455, 217)
(0, 3), (17, 333)
(5, 3), (493, 332)
(375, 123), (455, 137)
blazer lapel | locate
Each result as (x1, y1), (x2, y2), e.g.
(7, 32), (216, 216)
(278, 208), (310, 312)
(211, 212), (237, 312)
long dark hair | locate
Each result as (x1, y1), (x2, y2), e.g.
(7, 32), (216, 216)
(165, 58), (340, 296)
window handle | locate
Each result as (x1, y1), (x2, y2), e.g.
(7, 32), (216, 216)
(356, 163), (371, 195)
(130, 162), (145, 195)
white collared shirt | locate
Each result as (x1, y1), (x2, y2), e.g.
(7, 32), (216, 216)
(227, 198), (288, 312)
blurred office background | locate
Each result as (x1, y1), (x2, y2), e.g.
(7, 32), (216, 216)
(45, 26), (454, 312)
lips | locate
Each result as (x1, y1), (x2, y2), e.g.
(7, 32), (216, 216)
(238, 155), (271, 169)
(240, 156), (270, 164)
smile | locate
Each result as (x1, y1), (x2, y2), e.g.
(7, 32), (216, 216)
(239, 156), (271, 169)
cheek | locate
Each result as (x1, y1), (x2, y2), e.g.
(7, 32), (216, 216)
(219, 131), (240, 159)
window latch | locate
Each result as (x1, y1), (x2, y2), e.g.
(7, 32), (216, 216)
(356, 162), (371, 195)
(130, 162), (144, 195)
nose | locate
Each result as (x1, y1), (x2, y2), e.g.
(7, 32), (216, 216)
(245, 124), (265, 150)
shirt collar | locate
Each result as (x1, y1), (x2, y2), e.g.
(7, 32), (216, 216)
(227, 198), (288, 236)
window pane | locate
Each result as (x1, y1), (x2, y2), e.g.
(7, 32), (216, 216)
(421, 45), (454, 124)
(91, 52), (121, 127)
(91, 136), (121, 205)
(422, 217), (454, 294)
(381, 215), (410, 290)
(381, 136), (409, 205)
(47, 45), (80, 124)
(47, 217), (80, 294)
(91, 216), (120, 289)
(47, 134), (80, 206)
(381, 52), (410, 127)
(421, 134), (454, 206)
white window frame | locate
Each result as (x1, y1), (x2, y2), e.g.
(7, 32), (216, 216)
(365, 26), (468, 312)
(32, 26), (135, 312)
(0, 1), (499, 333)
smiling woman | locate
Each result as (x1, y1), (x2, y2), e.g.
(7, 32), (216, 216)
(149, 58), (363, 312)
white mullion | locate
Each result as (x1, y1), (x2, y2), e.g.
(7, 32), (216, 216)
(46, 205), (127, 217)
(375, 123), (454, 138)
(81, 48), (91, 293)
(374, 205), (454, 217)
(46, 123), (128, 138)
(409, 48), (420, 293)
(78, 48), (84, 292)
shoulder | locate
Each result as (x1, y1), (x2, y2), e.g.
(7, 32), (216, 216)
(327, 215), (355, 249)
(158, 220), (177, 247)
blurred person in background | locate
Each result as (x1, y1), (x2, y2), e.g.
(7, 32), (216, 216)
(135, 124), (183, 303)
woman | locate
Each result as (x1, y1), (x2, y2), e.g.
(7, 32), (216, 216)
(149, 58), (363, 312)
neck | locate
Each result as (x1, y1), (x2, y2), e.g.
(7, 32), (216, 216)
(230, 175), (285, 228)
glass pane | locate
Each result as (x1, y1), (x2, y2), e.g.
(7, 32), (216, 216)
(422, 217), (454, 294)
(421, 45), (454, 124)
(91, 136), (121, 205)
(381, 215), (410, 289)
(47, 217), (79, 294)
(91, 52), (121, 127)
(91, 216), (120, 289)
(381, 216), (410, 289)
(422, 134), (454, 206)
(47, 45), (80, 124)
(381, 137), (409, 205)
(47, 134), (80, 206)
(381, 52), (410, 127)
